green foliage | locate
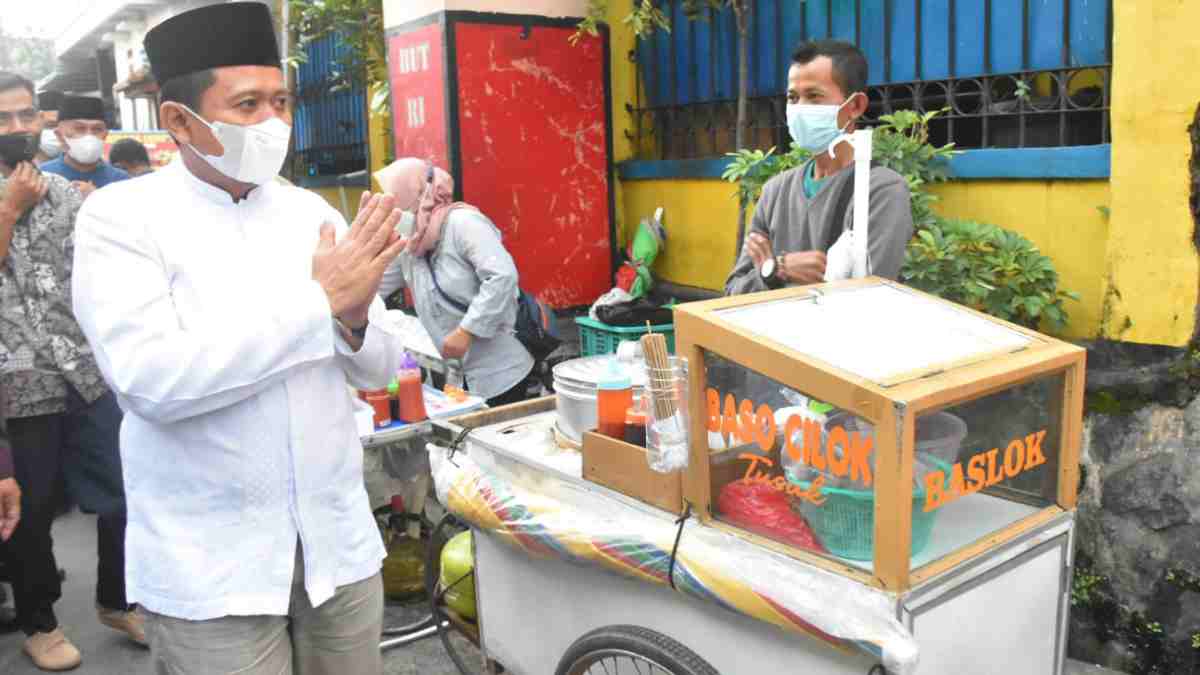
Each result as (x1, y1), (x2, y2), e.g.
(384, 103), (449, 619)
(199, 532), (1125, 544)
(1072, 569), (1107, 608)
(575, 0), (747, 43)
(1192, 633), (1199, 650)
(721, 145), (811, 204)
(871, 108), (958, 230)
(288, 0), (389, 115)
(902, 219), (1080, 332)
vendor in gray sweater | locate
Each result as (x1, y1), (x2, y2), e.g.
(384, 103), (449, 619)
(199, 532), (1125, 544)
(376, 158), (535, 407)
(726, 40), (914, 296)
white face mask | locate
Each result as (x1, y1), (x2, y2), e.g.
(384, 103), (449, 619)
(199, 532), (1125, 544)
(395, 210), (416, 237)
(39, 129), (62, 158)
(179, 104), (291, 185)
(65, 134), (103, 165)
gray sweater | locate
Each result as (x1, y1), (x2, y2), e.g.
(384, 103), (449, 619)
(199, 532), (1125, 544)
(725, 162), (914, 295)
(380, 209), (534, 400)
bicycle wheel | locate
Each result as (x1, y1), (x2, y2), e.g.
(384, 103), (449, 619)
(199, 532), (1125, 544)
(555, 625), (719, 675)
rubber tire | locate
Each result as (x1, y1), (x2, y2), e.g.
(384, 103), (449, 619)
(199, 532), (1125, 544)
(554, 625), (720, 675)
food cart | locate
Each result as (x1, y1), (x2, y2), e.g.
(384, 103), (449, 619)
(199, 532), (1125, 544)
(428, 277), (1085, 675)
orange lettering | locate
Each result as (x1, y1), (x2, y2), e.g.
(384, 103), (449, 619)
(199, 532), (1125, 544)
(1024, 430), (1048, 470)
(784, 414), (804, 462)
(967, 454), (987, 493)
(755, 404), (776, 452)
(1003, 439), (1025, 479)
(948, 462), (966, 499)
(848, 432), (874, 486)
(985, 448), (1003, 487)
(722, 394), (739, 439)
(924, 470), (947, 512)
(803, 419), (825, 470)
(739, 453), (773, 483)
(706, 388), (721, 432)
(738, 399), (756, 444)
(827, 425), (850, 477)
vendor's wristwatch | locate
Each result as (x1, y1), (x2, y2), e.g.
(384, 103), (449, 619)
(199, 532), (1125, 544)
(760, 254), (786, 289)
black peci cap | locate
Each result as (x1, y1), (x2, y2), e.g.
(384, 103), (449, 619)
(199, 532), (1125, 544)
(38, 90), (64, 112)
(144, 2), (281, 86)
(58, 96), (106, 122)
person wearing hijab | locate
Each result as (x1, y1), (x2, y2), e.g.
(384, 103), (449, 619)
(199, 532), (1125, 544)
(376, 158), (536, 407)
(71, 3), (407, 673)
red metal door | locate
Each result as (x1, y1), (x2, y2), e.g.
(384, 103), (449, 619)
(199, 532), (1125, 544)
(453, 22), (613, 308)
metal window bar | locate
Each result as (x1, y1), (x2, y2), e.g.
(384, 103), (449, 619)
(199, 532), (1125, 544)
(630, 0), (1112, 160)
(292, 33), (368, 177)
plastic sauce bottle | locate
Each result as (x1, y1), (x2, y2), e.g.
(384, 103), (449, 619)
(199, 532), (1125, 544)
(624, 405), (647, 447)
(397, 353), (428, 423)
(596, 359), (633, 439)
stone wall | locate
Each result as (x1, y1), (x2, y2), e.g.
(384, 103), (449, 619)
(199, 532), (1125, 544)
(1069, 342), (1200, 674)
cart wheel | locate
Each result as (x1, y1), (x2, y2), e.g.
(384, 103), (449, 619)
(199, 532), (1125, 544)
(555, 625), (719, 675)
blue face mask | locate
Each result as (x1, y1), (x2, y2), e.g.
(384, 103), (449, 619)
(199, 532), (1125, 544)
(786, 94), (860, 154)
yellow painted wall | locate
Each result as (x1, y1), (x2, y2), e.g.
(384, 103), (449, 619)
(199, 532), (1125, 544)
(1104, 1), (1200, 346)
(622, 180), (741, 290)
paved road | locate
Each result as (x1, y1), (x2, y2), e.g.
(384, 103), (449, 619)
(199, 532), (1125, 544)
(1, 510), (1123, 674)
(0, 510), (475, 675)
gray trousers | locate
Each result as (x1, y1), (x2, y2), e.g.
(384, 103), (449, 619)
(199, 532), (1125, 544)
(143, 545), (383, 675)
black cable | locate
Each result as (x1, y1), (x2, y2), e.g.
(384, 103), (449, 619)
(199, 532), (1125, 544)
(668, 502), (693, 591)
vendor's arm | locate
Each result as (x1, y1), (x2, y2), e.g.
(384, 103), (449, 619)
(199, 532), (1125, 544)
(72, 203), (340, 425)
(864, 168), (915, 280)
(454, 211), (520, 340)
(724, 182), (778, 296)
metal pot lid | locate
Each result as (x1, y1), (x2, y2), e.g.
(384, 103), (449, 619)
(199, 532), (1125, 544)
(553, 355), (648, 389)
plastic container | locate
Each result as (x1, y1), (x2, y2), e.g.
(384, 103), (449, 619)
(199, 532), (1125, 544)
(596, 359), (633, 439)
(364, 389), (392, 428)
(645, 357), (689, 473)
(576, 316), (675, 357)
(790, 454), (952, 561)
(381, 495), (425, 600)
(396, 353), (428, 423)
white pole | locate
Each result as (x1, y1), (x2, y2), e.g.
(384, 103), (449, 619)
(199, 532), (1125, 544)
(851, 128), (872, 277)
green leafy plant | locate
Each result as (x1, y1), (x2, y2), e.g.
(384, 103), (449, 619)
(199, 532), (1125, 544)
(1072, 568), (1107, 608)
(903, 219), (1080, 332)
(288, 0), (389, 115)
(1192, 633), (1199, 650)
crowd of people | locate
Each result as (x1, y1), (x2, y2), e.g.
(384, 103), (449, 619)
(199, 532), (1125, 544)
(0, 0), (911, 671)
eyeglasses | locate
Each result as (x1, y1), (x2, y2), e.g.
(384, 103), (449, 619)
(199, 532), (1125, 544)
(0, 108), (39, 127)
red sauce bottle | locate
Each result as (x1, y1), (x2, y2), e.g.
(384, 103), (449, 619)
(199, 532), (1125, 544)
(397, 353), (428, 423)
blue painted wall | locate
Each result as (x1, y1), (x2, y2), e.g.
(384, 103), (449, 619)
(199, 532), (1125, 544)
(637, 0), (1111, 107)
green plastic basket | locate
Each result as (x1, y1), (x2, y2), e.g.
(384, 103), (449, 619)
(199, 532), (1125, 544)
(792, 458), (951, 561)
(575, 316), (675, 357)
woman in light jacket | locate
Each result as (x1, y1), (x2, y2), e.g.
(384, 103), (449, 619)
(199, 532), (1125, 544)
(376, 158), (535, 407)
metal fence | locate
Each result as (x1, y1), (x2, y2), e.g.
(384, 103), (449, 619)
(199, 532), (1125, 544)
(631, 0), (1113, 160)
(292, 34), (369, 178)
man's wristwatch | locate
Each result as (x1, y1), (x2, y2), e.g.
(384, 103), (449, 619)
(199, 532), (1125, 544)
(336, 318), (369, 340)
(760, 254), (786, 289)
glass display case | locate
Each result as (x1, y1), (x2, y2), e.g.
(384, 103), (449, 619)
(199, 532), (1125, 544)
(675, 278), (1085, 591)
